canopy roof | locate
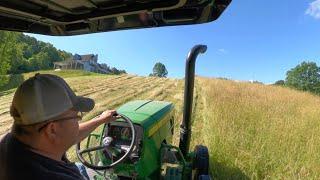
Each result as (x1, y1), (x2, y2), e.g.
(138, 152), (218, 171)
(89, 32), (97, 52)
(0, 0), (231, 36)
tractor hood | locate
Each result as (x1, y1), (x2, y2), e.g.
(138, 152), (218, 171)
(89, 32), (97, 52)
(0, 0), (231, 36)
(117, 100), (174, 130)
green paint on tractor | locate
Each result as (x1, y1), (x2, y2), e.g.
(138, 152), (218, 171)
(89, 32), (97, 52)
(117, 100), (174, 135)
(115, 100), (175, 178)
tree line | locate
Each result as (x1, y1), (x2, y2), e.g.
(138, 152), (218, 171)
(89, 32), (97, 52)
(274, 61), (320, 95)
(0, 31), (72, 85)
(0, 31), (72, 75)
(99, 63), (126, 75)
(0, 31), (127, 87)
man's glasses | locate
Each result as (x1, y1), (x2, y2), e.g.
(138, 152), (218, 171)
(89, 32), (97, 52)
(37, 111), (83, 132)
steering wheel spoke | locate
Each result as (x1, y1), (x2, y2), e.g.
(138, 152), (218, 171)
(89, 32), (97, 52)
(79, 144), (109, 155)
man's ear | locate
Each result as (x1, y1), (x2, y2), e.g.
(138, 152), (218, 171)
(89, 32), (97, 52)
(43, 122), (58, 140)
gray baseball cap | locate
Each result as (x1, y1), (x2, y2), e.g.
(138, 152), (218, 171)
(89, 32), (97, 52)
(10, 73), (95, 125)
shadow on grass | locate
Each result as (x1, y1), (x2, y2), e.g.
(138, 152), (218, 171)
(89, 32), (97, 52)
(0, 74), (24, 93)
(210, 159), (250, 180)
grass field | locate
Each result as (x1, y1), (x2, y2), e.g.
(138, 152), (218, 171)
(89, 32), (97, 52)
(1, 70), (320, 179)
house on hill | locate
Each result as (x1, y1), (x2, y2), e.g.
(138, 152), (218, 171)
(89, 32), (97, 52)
(53, 54), (109, 74)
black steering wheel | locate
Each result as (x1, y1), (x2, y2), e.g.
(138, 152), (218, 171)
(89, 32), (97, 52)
(76, 113), (136, 170)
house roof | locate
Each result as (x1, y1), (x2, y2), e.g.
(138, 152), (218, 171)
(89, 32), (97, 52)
(80, 54), (95, 61)
(73, 54), (96, 61)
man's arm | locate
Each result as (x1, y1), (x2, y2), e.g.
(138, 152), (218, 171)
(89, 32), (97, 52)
(77, 110), (118, 142)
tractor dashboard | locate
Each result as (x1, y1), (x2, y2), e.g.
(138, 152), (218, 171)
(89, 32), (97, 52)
(108, 125), (132, 143)
(103, 121), (143, 162)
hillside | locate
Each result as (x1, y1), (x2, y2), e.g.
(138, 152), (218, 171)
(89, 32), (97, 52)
(1, 70), (320, 179)
(0, 31), (126, 89)
(0, 31), (72, 75)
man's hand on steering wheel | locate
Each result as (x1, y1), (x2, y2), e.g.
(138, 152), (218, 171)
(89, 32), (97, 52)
(96, 110), (121, 123)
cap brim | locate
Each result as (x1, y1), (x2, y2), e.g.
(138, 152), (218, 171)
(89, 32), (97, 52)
(73, 96), (95, 112)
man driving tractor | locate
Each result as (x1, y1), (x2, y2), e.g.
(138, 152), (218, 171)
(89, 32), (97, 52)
(0, 73), (119, 180)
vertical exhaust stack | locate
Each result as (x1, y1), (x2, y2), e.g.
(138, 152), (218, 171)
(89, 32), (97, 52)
(179, 45), (207, 156)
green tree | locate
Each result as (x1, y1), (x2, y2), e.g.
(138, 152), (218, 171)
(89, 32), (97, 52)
(151, 62), (168, 77)
(28, 52), (51, 70)
(285, 61), (320, 94)
(8, 42), (27, 74)
(58, 50), (72, 61)
(274, 80), (285, 86)
(110, 67), (126, 75)
(0, 31), (24, 85)
(110, 67), (120, 74)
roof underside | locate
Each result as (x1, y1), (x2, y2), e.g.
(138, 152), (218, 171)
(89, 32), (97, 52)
(0, 0), (231, 36)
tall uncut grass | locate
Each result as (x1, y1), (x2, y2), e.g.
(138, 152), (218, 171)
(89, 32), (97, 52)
(191, 77), (320, 179)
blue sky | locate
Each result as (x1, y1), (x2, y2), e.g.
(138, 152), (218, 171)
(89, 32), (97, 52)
(27, 0), (320, 84)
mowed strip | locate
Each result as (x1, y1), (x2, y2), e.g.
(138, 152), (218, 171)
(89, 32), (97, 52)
(0, 75), (183, 137)
(82, 78), (170, 120)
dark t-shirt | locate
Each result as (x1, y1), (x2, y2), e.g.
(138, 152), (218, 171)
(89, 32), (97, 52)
(0, 133), (85, 180)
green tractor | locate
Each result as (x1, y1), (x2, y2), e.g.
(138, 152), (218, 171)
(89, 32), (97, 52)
(76, 45), (210, 179)
(0, 0), (232, 179)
